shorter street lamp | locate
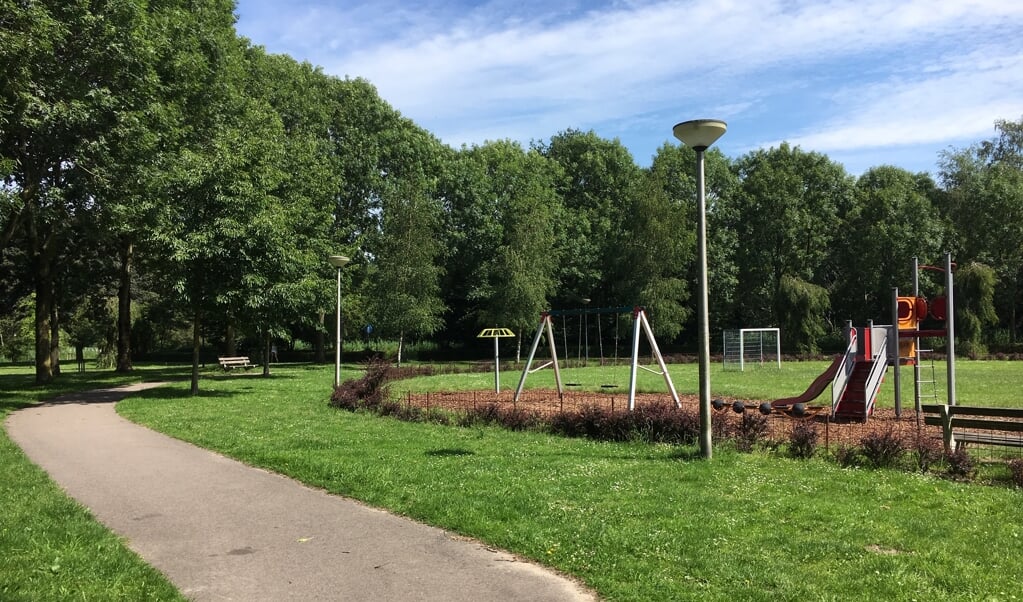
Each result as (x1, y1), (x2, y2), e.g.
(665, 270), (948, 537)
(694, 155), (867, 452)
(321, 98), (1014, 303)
(329, 255), (350, 388)
(672, 119), (727, 460)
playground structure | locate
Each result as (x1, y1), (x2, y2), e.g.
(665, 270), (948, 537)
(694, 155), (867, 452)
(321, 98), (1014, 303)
(770, 254), (958, 422)
(477, 327), (515, 393)
(514, 306), (681, 411)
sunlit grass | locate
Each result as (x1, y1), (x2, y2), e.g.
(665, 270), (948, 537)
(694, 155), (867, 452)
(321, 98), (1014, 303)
(5, 359), (1022, 601)
(0, 365), (190, 601)
(403, 358), (1023, 408)
(116, 363), (1023, 601)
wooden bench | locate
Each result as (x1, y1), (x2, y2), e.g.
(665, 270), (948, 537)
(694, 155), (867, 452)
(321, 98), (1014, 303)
(921, 404), (1023, 452)
(218, 356), (255, 371)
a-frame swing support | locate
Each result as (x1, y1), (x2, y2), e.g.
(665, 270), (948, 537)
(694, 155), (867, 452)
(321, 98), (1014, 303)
(514, 307), (681, 410)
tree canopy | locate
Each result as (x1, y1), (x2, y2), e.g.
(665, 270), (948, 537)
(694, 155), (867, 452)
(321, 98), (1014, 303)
(2, 4), (1021, 382)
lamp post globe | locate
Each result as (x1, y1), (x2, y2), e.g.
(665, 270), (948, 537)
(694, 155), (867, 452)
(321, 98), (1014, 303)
(329, 255), (350, 388)
(672, 119), (726, 460)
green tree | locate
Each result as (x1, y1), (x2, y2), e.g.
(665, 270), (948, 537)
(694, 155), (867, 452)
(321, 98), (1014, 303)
(0, 0), (158, 382)
(239, 48), (341, 373)
(938, 118), (1023, 345)
(365, 178), (447, 366)
(832, 166), (943, 323)
(0, 295), (33, 362)
(440, 141), (562, 347)
(954, 262), (998, 357)
(730, 143), (854, 352)
(149, 6), (288, 394)
(648, 142), (738, 340)
(539, 130), (642, 307)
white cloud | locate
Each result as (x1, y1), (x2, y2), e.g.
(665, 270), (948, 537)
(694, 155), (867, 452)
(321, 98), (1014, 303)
(765, 48), (1023, 152)
(236, 0), (1023, 170)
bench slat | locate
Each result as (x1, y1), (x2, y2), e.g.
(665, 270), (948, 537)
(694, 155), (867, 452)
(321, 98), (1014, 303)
(946, 418), (1023, 433)
(954, 432), (1023, 448)
(924, 416), (1023, 432)
(921, 404), (1023, 450)
(921, 405), (1023, 419)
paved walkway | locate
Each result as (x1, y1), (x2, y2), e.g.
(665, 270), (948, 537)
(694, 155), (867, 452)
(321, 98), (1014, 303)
(6, 383), (596, 601)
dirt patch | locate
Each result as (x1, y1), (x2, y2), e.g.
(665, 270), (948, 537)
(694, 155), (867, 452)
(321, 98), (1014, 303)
(398, 388), (943, 450)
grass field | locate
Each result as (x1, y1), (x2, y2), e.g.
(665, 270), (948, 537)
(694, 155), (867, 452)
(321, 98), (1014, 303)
(401, 358), (1023, 408)
(0, 367), (189, 601)
(4, 360), (1023, 600)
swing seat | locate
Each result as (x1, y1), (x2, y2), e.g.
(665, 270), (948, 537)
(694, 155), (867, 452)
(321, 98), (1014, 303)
(600, 384), (618, 389)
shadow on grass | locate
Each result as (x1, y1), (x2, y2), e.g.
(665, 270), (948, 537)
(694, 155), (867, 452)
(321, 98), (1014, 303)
(130, 386), (233, 401)
(425, 448), (476, 457)
(665, 447), (709, 462)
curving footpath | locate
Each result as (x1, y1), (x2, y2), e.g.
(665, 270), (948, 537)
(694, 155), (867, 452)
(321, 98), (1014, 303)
(6, 383), (596, 601)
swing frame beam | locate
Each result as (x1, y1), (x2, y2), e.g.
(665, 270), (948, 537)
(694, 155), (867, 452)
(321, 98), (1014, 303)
(513, 306), (681, 410)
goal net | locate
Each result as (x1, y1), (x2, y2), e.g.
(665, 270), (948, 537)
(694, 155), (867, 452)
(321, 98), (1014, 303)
(722, 328), (781, 371)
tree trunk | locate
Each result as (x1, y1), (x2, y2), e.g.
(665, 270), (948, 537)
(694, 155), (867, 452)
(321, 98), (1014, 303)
(226, 323), (237, 356)
(50, 302), (61, 376)
(191, 309), (201, 395)
(116, 238), (133, 372)
(29, 197), (58, 383)
(262, 328), (271, 377)
(397, 331), (404, 368)
(33, 255), (54, 384)
(315, 310), (326, 363)
(1011, 278), (1019, 347)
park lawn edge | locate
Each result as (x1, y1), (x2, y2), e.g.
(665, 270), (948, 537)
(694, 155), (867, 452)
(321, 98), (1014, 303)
(117, 365), (1023, 602)
(0, 368), (189, 601)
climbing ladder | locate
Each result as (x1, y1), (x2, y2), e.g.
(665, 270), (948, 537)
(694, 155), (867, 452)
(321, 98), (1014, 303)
(914, 347), (940, 409)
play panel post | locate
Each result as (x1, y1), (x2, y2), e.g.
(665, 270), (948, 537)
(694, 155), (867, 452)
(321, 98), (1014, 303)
(477, 328), (516, 392)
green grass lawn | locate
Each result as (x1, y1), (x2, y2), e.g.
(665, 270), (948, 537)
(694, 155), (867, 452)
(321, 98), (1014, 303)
(115, 362), (1023, 601)
(404, 358), (1023, 408)
(5, 360), (1023, 601)
(0, 366), (189, 601)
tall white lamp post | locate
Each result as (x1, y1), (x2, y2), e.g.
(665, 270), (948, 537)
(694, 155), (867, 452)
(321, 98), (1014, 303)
(329, 255), (350, 388)
(672, 119), (727, 460)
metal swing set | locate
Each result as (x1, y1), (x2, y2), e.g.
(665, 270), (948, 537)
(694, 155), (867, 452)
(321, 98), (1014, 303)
(513, 306), (681, 410)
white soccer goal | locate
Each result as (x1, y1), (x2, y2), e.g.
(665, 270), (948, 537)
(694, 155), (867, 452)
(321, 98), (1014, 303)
(723, 328), (781, 371)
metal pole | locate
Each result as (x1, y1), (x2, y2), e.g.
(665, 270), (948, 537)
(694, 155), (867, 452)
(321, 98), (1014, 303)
(892, 287), (901, 417)
(334, 267), (342, 388)
(493, 337), (500, 393)
(946, 252), (956, 406)
(638, 310), (681, 408)
(913, 257), (921, 414)
(628, 309), (642, 411)
(514, 316), (547, 402)
(696, 148), (712, 459)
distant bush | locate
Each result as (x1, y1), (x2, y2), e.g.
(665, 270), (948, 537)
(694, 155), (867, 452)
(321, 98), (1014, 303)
(915, 438), (943, 473)
(736, 412), (769, 452)
(860, 427), (907, 469)
(944, 449), (976, 481)
(630, 403), (700, 444)
(497, 407), (543, 431)
(832, 444), (859, 467)
(548, 403), (699, 444)
(329, 356), (392, 411)
(458, 403), (503, 427)
(788, 421), (819, 459)
(1010, 459), (1023, 488)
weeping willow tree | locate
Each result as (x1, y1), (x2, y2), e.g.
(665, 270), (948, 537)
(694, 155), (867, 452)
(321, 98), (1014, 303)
(955, 262), (998, 358)
(777, 275), (831, 355)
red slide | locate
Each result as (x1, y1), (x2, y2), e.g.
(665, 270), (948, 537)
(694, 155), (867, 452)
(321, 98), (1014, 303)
(770, 355), (843, 409)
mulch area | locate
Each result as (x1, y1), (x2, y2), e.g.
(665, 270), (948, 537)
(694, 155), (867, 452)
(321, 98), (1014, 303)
(398, 388), (944, 451)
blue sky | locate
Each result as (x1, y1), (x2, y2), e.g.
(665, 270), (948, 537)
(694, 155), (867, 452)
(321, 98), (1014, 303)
(234, 0), (1023, 176)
